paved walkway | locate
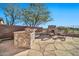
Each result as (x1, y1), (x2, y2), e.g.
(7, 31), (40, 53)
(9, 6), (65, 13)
(15, 37), (79, 56)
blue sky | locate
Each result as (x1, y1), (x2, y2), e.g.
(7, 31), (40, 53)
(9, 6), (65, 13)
(0, 3), (79, 28)
(43, 3), (79, 28)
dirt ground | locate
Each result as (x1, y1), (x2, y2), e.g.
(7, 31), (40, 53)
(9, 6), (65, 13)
(15, 37), (79, 56)
(0, 40), (27, 56)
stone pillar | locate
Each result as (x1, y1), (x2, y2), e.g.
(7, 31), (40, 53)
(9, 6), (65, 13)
(30, 29), (36, 40)
(14, 31), (31, 48)
(25, 28), (36, 46)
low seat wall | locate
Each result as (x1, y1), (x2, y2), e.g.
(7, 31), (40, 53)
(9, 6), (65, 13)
(14, 28), (36, 48)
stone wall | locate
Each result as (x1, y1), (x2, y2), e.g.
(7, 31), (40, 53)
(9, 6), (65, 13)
(14, 28), (36, 48)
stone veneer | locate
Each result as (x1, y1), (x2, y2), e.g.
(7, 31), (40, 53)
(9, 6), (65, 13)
(14, 28), (36, 49)
(25, 28), (36, 46)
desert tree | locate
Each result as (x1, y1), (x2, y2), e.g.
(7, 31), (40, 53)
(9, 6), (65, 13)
(2, 4), (22, 25)
(22, 3), (53, 27)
